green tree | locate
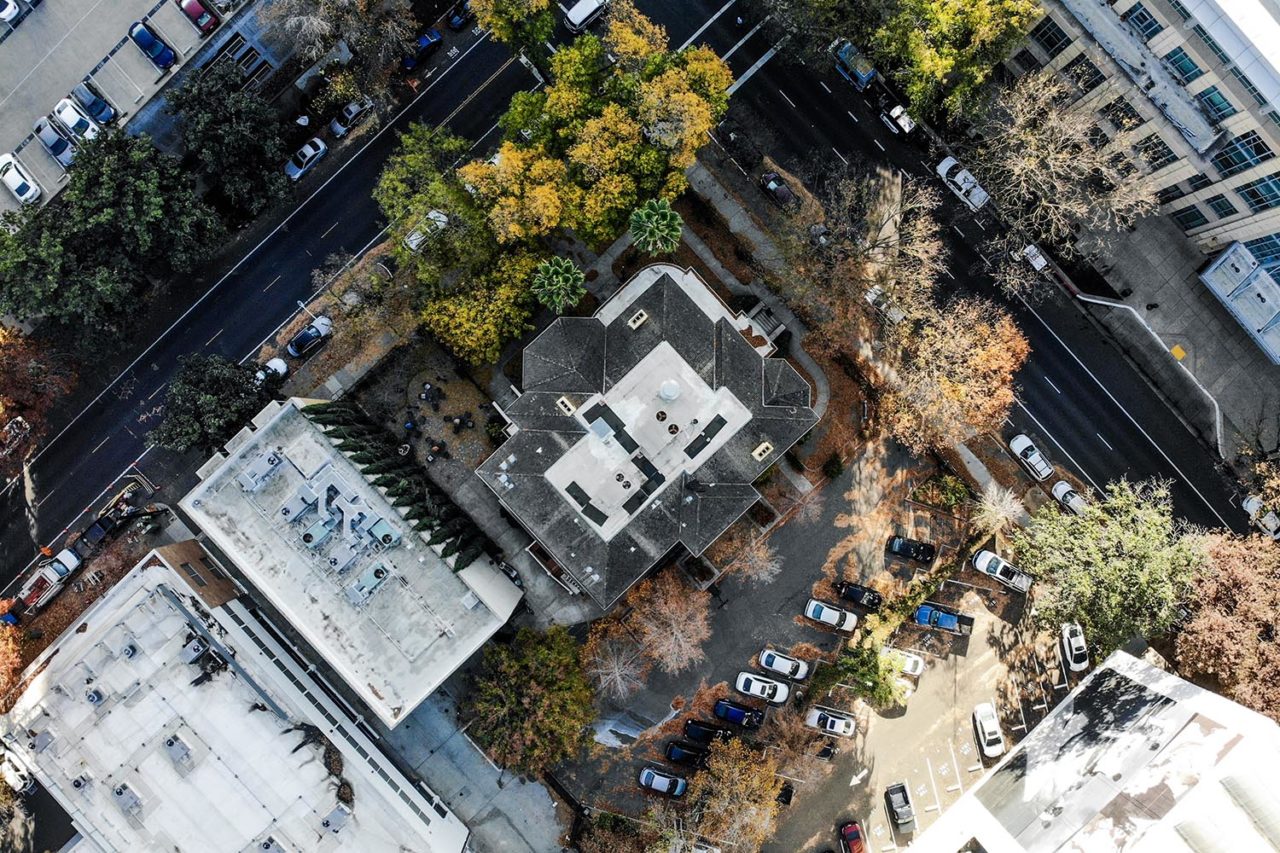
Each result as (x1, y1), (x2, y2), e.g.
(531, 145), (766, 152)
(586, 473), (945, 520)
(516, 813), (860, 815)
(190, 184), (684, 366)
(149, 354), (277, 453)
(0, 133), (220, 333)
(872, 0), (1040, 121)
(531, 257), (586, 314)
(1012, 480), (1204, 654)
(471, 0), (555, 50)
(466, 626), (594, 773)
(166, 61), (289, 220)
(628, 198), (683, 255)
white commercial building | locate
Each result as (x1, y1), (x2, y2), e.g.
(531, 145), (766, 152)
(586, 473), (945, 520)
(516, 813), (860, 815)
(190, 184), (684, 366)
(181, 398), (521, 729)
(0, 541), (470, 853)
(918, 651), (1280, 852)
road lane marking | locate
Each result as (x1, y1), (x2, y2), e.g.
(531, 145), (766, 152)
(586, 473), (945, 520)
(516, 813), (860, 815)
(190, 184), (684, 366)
(847, 109), (859, 123)
(146, 384), (165, 401)
(721, 17), (767, 61)
(1044, 375), (1061, 394)
(1018, 298), (1232, 528)
(874, 138), (885, 152)
(832, 147), (849, 165)
(726, 46), (778, 95)
(205, 328), (223, 347)
(820, 80), (832, 93)
(1096, 432), (1114, 451)
(23, 31), (498, 471)
(263, 274), (282, 292)
(778, 88), (796, 108)
(90, 435), (111, 455)
(1015, 400), (1105, 494)
(321, 220), (340, 238)
(678, 0), (738, 50)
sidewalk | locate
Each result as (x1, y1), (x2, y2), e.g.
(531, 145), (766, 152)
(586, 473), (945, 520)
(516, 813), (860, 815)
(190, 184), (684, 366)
(1082, 216), (1280, 456)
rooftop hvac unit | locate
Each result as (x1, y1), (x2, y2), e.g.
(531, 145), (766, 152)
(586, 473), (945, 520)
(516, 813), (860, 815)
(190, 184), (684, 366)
(85, 689), (104, 706)
(71, 776), (89, 791)
(121, 643), (137, 659)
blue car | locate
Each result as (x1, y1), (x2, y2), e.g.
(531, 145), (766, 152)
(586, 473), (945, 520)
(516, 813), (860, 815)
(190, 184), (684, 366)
(448, 1), (473, 30)
(401, 29), (443, 70)
(129, 22), (176, 70)
(714, 698), (765, 728)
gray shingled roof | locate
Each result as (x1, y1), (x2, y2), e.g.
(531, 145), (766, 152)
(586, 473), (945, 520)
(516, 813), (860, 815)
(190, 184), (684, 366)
(477, 271), (817, 608)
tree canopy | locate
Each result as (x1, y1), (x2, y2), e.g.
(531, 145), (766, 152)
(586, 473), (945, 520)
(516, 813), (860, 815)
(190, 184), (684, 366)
(1013, 479), (1204, 654)
(624, 571), (712, 674)
(466, 626), (594, 774)
(263, 0), (415, 95)
(148, 354), (276, 453)
(0, 331), (77, 479)
(687, 739), (783, 849)
(0, 132), (220, 335)
(419, 252), (537, 363)
(166, 61), (289, 221)
(471, 0), (555, 49)
(531, 257), (587, 314)
(1175, 533), (1280, 722)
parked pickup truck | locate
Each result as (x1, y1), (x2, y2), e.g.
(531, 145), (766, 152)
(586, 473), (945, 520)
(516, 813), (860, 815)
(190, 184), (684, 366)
(972, 550), (1033, 593)
(914, 603), (974, 635)
(18, 549), (82, 612)
(885, 781), (916, 832)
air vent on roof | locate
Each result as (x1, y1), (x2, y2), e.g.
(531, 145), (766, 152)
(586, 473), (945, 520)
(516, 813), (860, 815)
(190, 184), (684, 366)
(71, 775), (89, 791)
(180, 638), (208, 664)
(112, 783), (142, 815)
(322, 804), (352, 834)
(462, 591), (481, 610)
(260, 839), (290, 853)
(121, 643), (137, 659)
(85, 689), (104, 706)
(752, 442), (774, 462)
(556, 396), (576, 416)
(628, 309), (649, 329)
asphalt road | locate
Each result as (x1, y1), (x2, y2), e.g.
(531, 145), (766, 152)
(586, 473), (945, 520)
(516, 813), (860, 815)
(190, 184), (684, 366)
(0, 0), (1248, 586)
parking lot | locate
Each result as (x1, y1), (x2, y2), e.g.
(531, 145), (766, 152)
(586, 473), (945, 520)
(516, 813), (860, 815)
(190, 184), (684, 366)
(0, 0), (232, 211)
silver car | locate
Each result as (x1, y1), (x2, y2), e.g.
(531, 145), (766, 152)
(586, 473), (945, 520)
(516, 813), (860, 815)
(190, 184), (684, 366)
(1009, 433), (1053, 481)
(33, 117), (75, 168)
(329, 97), (374, 137)
(53, 98), (100, 143)
(973, 702), (1006, 758)
(284, 137), (327, 181)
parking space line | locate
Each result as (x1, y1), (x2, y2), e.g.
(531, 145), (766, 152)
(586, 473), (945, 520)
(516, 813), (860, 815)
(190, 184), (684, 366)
(321, 221), (340, 239)
(677, 0), (737, 50)
(874, 138), (885, 152)
(820, 80), (832, 94)
(205, 328), (223, 347)
(847, 109), (859, 123)
(832, 147), (849, 165)
(952, 224), (966, 238)
(924, 757), (942, 813)
(721, 18), (767, 62)
(263, 275), (282, 292)
(1044, 375), (1062, 394)
(947, 741), (965, 794)
(778, 88), (796, 108)
(1096, 432), (1114, 451)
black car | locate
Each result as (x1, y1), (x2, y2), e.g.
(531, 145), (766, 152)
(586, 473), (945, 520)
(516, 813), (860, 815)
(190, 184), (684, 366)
(664, 741), (709, 768)
(713, 698), (765, 729)
(776, 782), (794, 806)
(835, 580), (884, 611)
(885, 782), (915, 831)
(886, 535), (937, 564)
(447, 0), (473, 30)
(286, 315), (332, 358)
(683, 719), (734, 744)
(817, 740), (840, 761)
(760, 171), (798, 209)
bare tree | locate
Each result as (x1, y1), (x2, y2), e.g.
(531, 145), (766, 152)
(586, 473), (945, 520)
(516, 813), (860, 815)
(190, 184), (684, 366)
(261, 0), (337, 60)
(625, 572), (712, 675)
(263, 0), (415, 92)
(971, 481), (1026, 534)
(966, 70), (1158, 256)
(730, 537), (784, 586)
(581, 621), (650, 703)
(759, 705), (828, 782)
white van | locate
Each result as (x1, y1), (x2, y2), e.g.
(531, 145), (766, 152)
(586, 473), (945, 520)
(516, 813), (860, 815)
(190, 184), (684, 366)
(565, 0), (607, 33)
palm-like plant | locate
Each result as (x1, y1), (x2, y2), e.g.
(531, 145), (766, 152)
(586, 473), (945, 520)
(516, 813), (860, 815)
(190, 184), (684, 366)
(531, 257), (587, 315)
(629, 198), (683, 256)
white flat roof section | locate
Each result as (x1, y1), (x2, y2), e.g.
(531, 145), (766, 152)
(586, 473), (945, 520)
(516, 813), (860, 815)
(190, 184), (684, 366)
(918, 651), (1280, 852)
(1183, 0), (1280, 107)
(1200, 241), (1280, 364)
(181, 399), (517, 728)
(0, 559), (463, 853)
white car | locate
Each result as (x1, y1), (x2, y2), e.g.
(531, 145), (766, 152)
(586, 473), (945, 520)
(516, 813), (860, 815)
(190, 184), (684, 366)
(973, 702), (1006, 758)
(1243, 495), (1280, 540)
(0, 0), (19, 23)
(1009, 433), (1053, 481)
(864, 284), (906, 324)
(805, 706), (855, 737)
(1061, 623), (1089, 672)
(972, 549), (1033, 593)
(880, 104), (916, 135)
(637, 766), (687, 797)
(804, 598), (858, 632)
(0, 154), (40, 205)
(53, 98), (100, 142)
(936, 156), (990, 211)
(1021, 243), (1049, 271)
(1052, 480), (1088, 515)
(759, 647), (809, 680)
(881, 646), (925, 678)
(284, 137), (327, 181)
(735, 671), (790, 705)
(255, 357), (288, 385)
(403, 209), (449, 253)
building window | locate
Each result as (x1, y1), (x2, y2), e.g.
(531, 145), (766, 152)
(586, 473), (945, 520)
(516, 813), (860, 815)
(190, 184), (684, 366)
(1087, 124), (1109, 148)
(1156, 184), (1187, 204)
(1137, 134), (1178, 169)
(1229, 68), (1268, 107)
(1063, 53), (1106, 93)
(1121, 3), (1164, 41)
(1246, 234), (1280, 273)
(1012, 48), (1043, 73)
(1171, 204), (1209, 230)
(179, 562), (208, 588)
(1271, 111), (1280, 132)
(1205, 194), (1238, 218)
(1029, 16), (1072, 58)
(1187, 173), (1213, 190)
(1101, 97), (1143, 130)
(1237, 173), (1280, 213)
(1163, 47), (1204, 85)
(1211, 130), (1276, 178)
(1191, 25), (1229, 64)
(1195, 86), (1236, 123)
(1167, 0), (1192, 21)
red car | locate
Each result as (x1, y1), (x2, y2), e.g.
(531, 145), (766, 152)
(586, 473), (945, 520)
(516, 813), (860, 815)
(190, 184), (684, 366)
(839, 821), (865, 853)
(178, 0), (219, 34)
